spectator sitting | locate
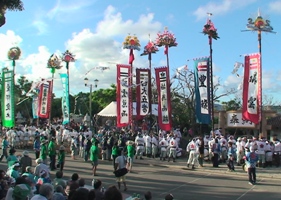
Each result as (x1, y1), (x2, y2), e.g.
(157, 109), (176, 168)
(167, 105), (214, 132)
(65, 173), (79, 196)
(165, 193), (174, 200)
(144, 191), (152, 200)
(92, 179), (104, 200)
(76, 178), (89, 197)
(104, 185), (122, 200)
(5, 177), (27, 200)
(52, 171), (66, 189)
(12, 183), (31, 200)
(30, 183), (54, 200)
(22, 166), (36, 185)
(7, 163), (21, 180)
(37, 170), (51, 185)
(88, 189), (96, 200)
(20, 151), (32, 174)
(53, 185), (66, 200)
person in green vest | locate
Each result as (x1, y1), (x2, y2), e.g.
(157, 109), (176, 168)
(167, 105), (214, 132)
(126, 141), (135, 172)
(90, 141), (99, 176)
(48, 137), (56, 170)
(57, 144), (65, 171)
(0, 136), (9, 162)
(6, 148), (18, 168)
(112, 142), (120, 171)
(22, 166), (36, 185)
(7, 163), (20, 180)
(40, 140), (48, 165)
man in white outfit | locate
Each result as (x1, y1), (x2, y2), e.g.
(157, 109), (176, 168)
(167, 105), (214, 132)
(135, 133), (145, 160)
(168, 135), (178, 162)
(186, 139), (198, 169)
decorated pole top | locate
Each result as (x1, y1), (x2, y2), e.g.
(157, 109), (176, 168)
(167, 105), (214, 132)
(245, 9), (275, 33)
(155, 27), (177, 47)
(62, 50), (75, 63)
(47, 53), (62, 74)
(123, 34), (141, 50)
(8, 47), (21, 67)
(141, 34), (158, 56)
(202, 13), (219, 40)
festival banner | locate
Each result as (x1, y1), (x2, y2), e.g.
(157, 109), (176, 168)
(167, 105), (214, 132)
(155, 67), (172, 131)
(60, 73), (70, 125)
(116, 64), (131, 127)
(194, 57), (211, 124)
(242, 53), (261, 124)
(38, 79), (52, 119)
(136, 68), (150, 118)
(1, 69), (15, 127)
(32, 89), (40, 119)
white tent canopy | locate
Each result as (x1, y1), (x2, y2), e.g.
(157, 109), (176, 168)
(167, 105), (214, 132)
(97, 101), (158, 117)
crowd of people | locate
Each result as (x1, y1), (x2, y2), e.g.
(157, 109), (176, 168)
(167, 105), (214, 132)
(0, 123), (184, 200)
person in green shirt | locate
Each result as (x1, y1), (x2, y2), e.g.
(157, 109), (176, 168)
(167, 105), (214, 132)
(0, 136), (9, 161)
(90, 141), (99, 176)
(48, 137), (56, 170)
(57, 144), (65, 171)
(40, 140), (48, 165)
(6, 148), (18, 168)
(126, 141), (135, 172)
(112, 142), (119, 171)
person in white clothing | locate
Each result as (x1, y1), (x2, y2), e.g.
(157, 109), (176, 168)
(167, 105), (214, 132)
(220, 136), (228, 163)
(159, 137), (168, 161)
(135, 133), (145, 159)
(256, 137), (266, 168)
(236, 137), (244, 166)
(186, 139), (199, 169)
(151, 134), (158, 159)
(144, 133), (152, 157)
(168, 135), (178, 162)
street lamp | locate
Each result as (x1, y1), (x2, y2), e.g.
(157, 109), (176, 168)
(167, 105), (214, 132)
(84, 77), (99, 132)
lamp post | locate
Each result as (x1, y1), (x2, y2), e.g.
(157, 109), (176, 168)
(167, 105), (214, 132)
(84, 77), (99, 132)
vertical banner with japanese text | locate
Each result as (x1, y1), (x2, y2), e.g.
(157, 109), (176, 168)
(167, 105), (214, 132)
(32, 88), (40, 119)
(194, 57), (211, 124)
(38, 79), (52, 119)
(1, 70), (15, 127)
(155, 67), (172, 131)
(60, 73), (70, 125)
(136, 68), (150, 118)
(242, 53), (261, 124)
(117, 64), (131, 127)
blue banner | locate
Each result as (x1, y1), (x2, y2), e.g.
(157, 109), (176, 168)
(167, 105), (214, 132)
(194, 57), (211, 124)
(60, 73), (70, 125)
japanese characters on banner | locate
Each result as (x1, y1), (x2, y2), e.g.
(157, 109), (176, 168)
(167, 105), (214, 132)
(227, 112), (255, 128)
(32, 89), (40, 119)
(242, 53), (261, 124)
(136, 69), (150, 118)
(194, 57), (211, 124)
(116, 64), (131, 127)
(38, 80), (52, 119)
(1, 69), (15, 127)
(60, 74), (70, 125)
(155, 67), (172, 131)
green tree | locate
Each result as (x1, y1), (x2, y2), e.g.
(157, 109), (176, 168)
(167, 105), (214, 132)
(0, 0), (24, 27)
(221, 99), (241, 111)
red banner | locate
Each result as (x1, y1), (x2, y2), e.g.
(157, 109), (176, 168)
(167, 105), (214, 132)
(155, 67), (172, 131)
(116, 64), (132, 127)
(38, 80), (52, 119)
(136, 68), (150, 119)
(242, 53), (261, 124)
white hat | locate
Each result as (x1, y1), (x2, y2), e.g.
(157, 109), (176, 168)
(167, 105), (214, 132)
(22, 151), (29, 156)
(36, 158), (43, 164)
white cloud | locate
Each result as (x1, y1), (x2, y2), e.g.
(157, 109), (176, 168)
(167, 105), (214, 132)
(268, 1), (281, 13)
(193, 0), (257, 21)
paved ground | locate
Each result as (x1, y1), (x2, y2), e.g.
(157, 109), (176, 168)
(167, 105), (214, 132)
(1, 149), (281, 200)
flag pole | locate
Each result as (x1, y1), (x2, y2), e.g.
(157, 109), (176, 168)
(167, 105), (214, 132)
(202, 13), (219, 134)
(243, 9), (275, 137)
(123, 34), (140, 132)
(141, 34), (159, 132)
(47, 54), (62, 126)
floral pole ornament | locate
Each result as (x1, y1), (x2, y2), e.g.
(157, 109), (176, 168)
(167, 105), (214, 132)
(8, 46), (21, 67)
(155, 27), (177, 55)
(201, 13), (219, 132)
(123, 34), (140, 64)
(140, 35), (158, 60)
(62, 50), (75, 70)
(47, 54), (62, 74)
(202, 13), (220, 45)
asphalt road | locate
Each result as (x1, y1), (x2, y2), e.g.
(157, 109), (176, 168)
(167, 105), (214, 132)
(1, 150), (280, 200)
